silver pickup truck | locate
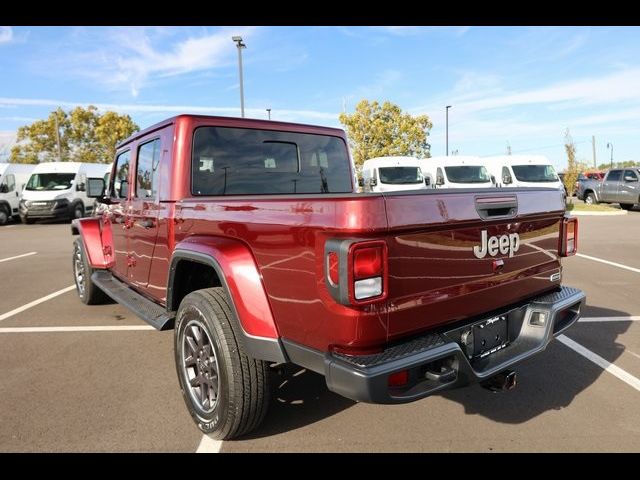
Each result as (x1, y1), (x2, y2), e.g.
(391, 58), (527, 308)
(579, 168), (640, 210)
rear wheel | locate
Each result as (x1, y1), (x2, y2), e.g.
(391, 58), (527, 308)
(174, 288), (271, 440)
(585, 193), (598, 205)
(73, 203), (85, 220)
(72, 238), (109, 305)
(620, 203), (634, 210)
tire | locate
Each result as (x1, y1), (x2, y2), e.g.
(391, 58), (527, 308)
(72, 238), (109, 305)
(73, 203), (85, 220)
(174, 288), (271, 440)
(585, 192), (598, 205)
(620, 203), (634, 210)
(0, 205), (9, 225)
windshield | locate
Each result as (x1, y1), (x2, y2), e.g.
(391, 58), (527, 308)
(444, 166), (491, 183)
(512, 165), (558, 182)
(378, 167), (423, 185)
(26, 173), (75, 191)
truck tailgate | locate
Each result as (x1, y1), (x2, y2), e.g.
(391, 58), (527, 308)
(383, 189), (565, 341)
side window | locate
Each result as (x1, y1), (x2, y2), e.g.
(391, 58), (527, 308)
(607, 170), (622, 182)
(111, 150), (131, 199)
(6, 174), (15, 192)
(136, 138), (160, 199)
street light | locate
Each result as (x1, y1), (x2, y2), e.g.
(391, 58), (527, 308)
(232, 36), (246, 118)
(266, 108), (271, 120)
(607, 142), (614, 168)
(446, 105), (452, 156)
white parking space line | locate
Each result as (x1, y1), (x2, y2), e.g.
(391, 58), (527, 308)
(0, 285), (76, 322)
(576, 253), (640, 274)
(196, 435), (222, 453)
(0, 251), (37, 263)
(557, 335), (640, 392)
(0, 325), (154, 333)
(580, 316), (640, 323)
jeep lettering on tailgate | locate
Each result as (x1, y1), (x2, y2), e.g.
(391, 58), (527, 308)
(473, 230), (520, 259)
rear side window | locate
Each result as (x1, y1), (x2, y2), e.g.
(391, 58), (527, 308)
(136, 138), (161, 199)
(191, 127), (352, 195)
(112, 150), (131, 199)
(607, 170), (622, 182)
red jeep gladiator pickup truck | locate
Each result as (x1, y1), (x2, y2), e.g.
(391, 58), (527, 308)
(73, 115), (585, 439)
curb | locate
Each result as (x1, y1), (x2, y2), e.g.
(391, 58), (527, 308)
(567, 210), (628, 216)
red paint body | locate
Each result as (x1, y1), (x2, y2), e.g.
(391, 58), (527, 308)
(82, 115), (569, 353)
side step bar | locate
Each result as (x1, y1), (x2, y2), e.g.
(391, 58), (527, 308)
(92, 270), (175, 331)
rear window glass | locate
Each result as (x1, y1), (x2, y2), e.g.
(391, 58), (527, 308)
(191, 127), (353, 195)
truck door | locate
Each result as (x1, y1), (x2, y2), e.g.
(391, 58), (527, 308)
(601, 170), (622, 202)
(106, 149), (133, 280)
(128, 137), (161, 291)
(619, 169), (639, 205)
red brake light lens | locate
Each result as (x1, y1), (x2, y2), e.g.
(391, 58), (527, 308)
(353, 246), (383, 279)
(560, 217), (578, 256)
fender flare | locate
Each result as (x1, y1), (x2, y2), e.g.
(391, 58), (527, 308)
(77, 217), (114, 269)
(168, 237), (287, 363)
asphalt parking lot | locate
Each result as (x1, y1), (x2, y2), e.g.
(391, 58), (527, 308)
(0, 213), (639, 452)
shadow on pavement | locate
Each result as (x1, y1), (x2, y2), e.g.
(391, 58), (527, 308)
(240, 364), (355, 439)
(440, 302), (631, 424)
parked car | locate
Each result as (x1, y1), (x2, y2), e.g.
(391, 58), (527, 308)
(0, 163), (35, 225)
(73, 114), (585, 439)
(361, 156), (430, 192)
(485, 155), (563, 191)
(579, 168), (640, 209)
(424, 155), (496, 189)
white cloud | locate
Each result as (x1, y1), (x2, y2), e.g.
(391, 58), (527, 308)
(0, 26), (13, 44)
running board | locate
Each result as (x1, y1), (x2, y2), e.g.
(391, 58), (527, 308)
(91, 270), (175, 330)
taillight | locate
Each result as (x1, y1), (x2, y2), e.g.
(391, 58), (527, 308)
(559, 217), (578, 257)
(349, 241), (387, 304)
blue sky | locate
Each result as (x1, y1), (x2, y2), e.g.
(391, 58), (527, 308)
(1, 26), (639, 170)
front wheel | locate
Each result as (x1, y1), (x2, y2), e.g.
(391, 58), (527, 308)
(73, 203), (85, 220)
(620, 203), (634, 210)
(72, 238), (109, 305)
(174, 288), (271, 440)
(0, 205), (9, 225)
(585, 193), (598, 205)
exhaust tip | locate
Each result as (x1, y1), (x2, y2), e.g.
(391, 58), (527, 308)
(481, 370), (517, 393)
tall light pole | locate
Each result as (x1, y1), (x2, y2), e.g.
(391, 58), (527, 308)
(445, 105), (452, 156)
(266, 108), (271, 120)
(232, 36), (246, 118)
(607, 142), (614, 169)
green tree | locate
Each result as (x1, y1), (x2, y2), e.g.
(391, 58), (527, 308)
(563, 129), (580, 202)
(10, 106), (138, 164)
(339, 100), (432, 167)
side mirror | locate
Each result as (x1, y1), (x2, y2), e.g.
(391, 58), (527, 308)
(76, 182), (86, 192)
(87, 178), (105, 198)
(491, 175), (496, 184)
(358, 178), (364, 187)
(370, 178), (377, 187)
(425, 177), (431, 186)
(436, 175), (444, 186)
(502, 175), (512, 185)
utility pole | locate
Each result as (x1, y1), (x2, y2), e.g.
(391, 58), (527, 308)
(54, 110), (62, 162)
(445, 105), (452, 156)
(232, 36), (246, 118)
(266, 108), (271, 120)
(592, 135), (596, 168)
(506, 142), (512, 155)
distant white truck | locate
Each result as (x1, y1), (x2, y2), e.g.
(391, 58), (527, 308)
(424, 156), (496, 189)
(0, 163), (36, 225)
(484, 155), (563, 190)
(19, 162), (111, 224)
(361, 156), (431, 193)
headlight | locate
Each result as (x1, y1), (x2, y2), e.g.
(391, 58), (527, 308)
(19, 200), (29, 208)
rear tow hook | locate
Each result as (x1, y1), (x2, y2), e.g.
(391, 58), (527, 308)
(481, 370), (517, 392)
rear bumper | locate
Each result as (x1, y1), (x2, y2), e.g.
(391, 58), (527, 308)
(282, 286), (585, 404)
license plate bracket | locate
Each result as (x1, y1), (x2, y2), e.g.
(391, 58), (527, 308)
(473, 315), (508, 359)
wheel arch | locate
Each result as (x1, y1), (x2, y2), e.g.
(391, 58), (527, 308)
(169, 239), (286, 363)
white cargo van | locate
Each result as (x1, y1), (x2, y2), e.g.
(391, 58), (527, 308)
(361, 156), (431, 193)
(424, 156), (495, 189)
(0, 163), (36, 225)
(19, 162), (111, 224)
(485, 155), (563, 190)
